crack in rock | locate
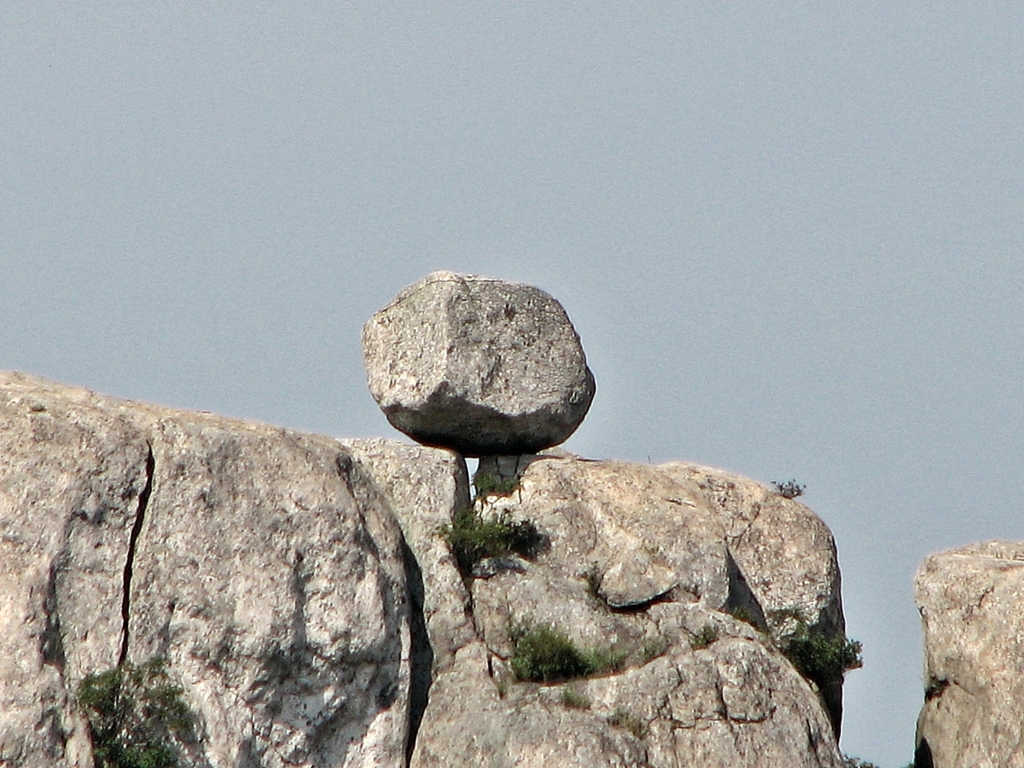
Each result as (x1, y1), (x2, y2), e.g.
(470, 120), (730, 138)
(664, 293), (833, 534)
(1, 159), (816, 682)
(119, 444), (154, 665)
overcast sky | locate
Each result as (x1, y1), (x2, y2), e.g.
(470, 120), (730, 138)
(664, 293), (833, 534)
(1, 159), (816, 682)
(4, 4), (1023, 765)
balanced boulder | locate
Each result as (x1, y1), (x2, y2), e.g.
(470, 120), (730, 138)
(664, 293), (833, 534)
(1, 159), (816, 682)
(362, 271), (596, 456)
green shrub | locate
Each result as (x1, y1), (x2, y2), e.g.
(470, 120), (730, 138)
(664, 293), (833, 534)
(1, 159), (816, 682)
(441, 505), (544, 577)
(509, 621), (624, 683)
(77, 658), (195, 768)
(771, 479), (806, 498)
(510, 624), (591, 682)
(473, 471), (521, 498)
(777, 619), (862, 690)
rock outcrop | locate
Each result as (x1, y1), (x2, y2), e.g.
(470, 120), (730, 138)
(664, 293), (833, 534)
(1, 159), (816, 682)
(0, 371), (851, 767)
(361, 272), (596, 456)
(914, 541), (1024, 768)
(404, 451), (849, 768)
(0, 372), (419, 768)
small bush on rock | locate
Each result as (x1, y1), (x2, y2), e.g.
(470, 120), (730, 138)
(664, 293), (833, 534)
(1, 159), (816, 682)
(608, 707), (646, 739)
(777, 618), (862, 690)
(77, 657), (195, 768)
(841, 757), (882, 768)
(640, 635), (669, 662)
(925, 676), (949, 701)
(441, 505), (544, 577)
(473, 471), (521, 498)
(509, 621), (624, 683)
(771, 479), (806, 498)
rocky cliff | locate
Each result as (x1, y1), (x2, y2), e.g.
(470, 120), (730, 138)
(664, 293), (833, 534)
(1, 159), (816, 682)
(914, 542), (1024, 767)
(0, 370), (853, 767)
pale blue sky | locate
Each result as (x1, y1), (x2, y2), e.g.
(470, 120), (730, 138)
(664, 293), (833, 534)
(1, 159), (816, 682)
(4, 4), (1023, 765)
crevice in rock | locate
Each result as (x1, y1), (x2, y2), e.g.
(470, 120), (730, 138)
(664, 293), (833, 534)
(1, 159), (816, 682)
(914, 737), (934, 768)
(119, 443), (154, 666)
(402, 539), (433, 766)
(41, 559), (67, 670)
(606, 590), (675, 615)
(723, 549), (768, 632)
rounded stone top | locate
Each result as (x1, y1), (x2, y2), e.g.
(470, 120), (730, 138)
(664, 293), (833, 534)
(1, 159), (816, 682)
(361, 271), (596, 456)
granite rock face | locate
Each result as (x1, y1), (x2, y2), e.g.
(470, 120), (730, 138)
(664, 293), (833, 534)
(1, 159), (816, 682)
(0, 372), (416, 768)
(361, 272), (596, 456)
(405, 451), (849, 767)
(0, 371), (852, 768)
(914, 541), (1024, 768)
(0, 374), (151, 767)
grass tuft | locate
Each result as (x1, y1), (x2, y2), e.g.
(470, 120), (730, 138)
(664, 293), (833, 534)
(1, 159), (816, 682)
(608, 707), (646, 739)
(690, 624), (720, 650)
(560, 686), (591, 709)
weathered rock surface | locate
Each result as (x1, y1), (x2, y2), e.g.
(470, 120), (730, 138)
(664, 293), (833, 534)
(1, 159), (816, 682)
(0, 372), (418, 768)
(0, 371), (852, 768)
(914, 541), (1024, 768)
(0, 374), (150, 766)
(408, 450), (849, 767)
(362, 271), (596, 456)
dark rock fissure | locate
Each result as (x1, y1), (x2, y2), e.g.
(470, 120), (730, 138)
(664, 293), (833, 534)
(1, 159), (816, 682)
(914, 738), (934, 768)
(41, 559), (67, 669)
(723, 549), (768, 632)
(402, 540), (433, 766)
(119, 444), (154, 666)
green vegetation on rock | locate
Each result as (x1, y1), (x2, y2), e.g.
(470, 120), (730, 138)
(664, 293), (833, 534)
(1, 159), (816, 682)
(690, 624), (720, 650)
(771, 479), (806, 499)
(608, 707), (647, 739)
(77, 657), (195, 768)
(441, 504), (544, 577)
(777, 617), (863, 691)
(472, 470), (521, 498)
(559, 686), (591, 710)
(509, 620), (625, 683)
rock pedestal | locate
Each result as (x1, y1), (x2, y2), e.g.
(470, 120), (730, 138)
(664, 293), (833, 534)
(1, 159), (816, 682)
(361, 272), (596, 456)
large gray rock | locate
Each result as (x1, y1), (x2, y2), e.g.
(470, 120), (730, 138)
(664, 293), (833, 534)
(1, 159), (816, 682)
(361, 272), (596, 456)
(0, 372), (416, 768)
(407, 451), (849, 767)
(0, 370), (854, 768)
(0, 374), (150, 767)
(914, 541), (1024, 768)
